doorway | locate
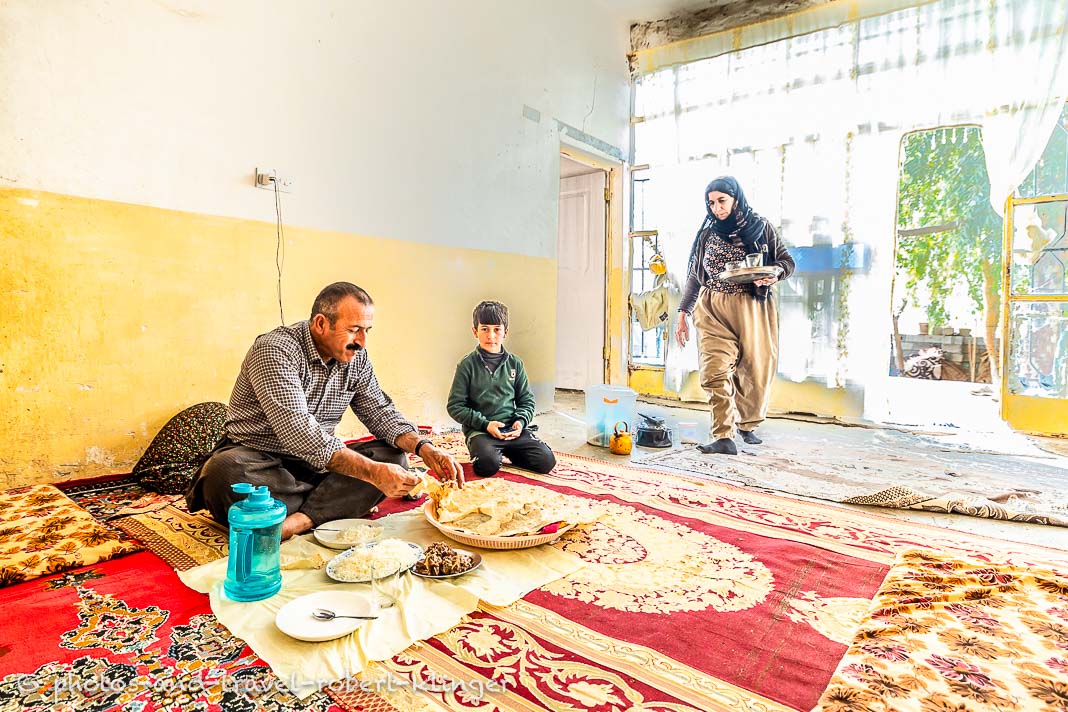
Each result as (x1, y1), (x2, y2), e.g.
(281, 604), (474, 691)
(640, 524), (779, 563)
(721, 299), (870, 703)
(556, 155), (608, 390)
(885, 125), (1004, 430)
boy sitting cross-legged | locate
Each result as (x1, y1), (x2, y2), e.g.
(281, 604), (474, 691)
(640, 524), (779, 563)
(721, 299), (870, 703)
(446, 301), (556, 478)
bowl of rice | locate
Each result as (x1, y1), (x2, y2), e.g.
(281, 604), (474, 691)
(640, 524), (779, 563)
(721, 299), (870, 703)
(326, 538), (423, 583)
(313, 520), (384, 550)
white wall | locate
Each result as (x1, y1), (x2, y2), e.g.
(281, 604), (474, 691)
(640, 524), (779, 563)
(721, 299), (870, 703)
(0, 0), (631, 259)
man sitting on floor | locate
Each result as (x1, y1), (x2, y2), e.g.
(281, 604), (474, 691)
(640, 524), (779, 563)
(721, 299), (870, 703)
(186, 281), (464, 539)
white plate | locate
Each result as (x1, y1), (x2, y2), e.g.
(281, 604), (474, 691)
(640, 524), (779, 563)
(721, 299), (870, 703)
(325, 540), (424, 583)
(275, 590), (374, 642)
(411, 547), (483, 579)
(312, 519), (383, 550)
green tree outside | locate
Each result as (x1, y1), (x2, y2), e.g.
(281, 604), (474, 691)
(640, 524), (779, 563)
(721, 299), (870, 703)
(895, 126), (1004, 383)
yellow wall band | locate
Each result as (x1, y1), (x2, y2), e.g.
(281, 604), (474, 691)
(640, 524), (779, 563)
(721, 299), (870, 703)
(0, 188), (557, 486)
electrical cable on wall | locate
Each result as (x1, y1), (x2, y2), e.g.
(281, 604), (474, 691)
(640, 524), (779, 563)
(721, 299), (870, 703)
(273, 178), (286, 325)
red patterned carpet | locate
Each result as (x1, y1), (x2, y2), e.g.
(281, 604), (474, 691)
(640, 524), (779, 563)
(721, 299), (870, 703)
(6, 440), (1066, 711)
(0, 551), (343, 711)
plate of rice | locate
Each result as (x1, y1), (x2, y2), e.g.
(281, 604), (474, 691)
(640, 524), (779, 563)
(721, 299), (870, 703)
(313, 520), (383, 550)
(326, 538), (423, 583)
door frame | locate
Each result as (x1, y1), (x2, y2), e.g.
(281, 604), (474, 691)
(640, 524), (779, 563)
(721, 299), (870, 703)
(559, 144), (626, 386)
(1000, 192), (1068, 434)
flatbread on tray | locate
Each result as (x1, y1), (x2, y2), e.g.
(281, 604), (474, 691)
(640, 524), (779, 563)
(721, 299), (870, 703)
(424, 478), (598, 537)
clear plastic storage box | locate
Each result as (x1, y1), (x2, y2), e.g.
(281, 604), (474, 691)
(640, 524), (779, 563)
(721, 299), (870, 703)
(585, 385), (638, 447)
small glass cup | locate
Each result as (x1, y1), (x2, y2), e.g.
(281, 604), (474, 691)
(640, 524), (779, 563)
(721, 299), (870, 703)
(369, 553), (398, 610)
(745, 253), (762, 267)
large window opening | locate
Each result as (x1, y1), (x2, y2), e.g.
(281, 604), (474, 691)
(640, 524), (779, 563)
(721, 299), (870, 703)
(890, 126), (1003, 386)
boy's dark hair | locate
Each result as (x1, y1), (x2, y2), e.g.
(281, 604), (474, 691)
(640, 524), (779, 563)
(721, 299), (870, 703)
(472, 300), (509, 330)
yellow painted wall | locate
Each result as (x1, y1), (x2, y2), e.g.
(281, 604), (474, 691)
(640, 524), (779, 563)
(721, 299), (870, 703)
(629, 366), (865, 419)
(0, 189), (557, 487)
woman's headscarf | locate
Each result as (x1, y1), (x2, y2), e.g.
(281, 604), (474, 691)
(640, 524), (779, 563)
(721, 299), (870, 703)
(704, 176), (767, 254)
(685, 175), (773, 301)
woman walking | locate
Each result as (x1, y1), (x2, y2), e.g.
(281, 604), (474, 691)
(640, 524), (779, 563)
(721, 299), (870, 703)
(675, 176), (795, 455)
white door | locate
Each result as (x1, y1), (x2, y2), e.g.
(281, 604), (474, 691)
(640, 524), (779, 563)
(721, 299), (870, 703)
(556, 170), (607, 389)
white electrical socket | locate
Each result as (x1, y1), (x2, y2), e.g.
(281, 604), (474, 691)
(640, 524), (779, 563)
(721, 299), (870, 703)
(254, 168), (293, 193)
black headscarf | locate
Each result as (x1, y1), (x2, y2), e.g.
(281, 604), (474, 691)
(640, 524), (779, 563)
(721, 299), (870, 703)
(704, 176), (768, 254)
(686, 175), (773, 300)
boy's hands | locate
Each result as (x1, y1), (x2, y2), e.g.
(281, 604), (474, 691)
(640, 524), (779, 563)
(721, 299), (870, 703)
(488, 421), (519, 440)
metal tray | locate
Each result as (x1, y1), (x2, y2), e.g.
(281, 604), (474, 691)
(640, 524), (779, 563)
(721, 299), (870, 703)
(717, 265), (783, 284)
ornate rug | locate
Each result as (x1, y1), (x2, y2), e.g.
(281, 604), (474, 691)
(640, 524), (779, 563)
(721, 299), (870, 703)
(0, 550), (350, 712)
(57, 474), (181, 521)
(0, 485), (141, 588)
(637, 420), (1068, 527)
(813, 549), (1068, 711)
(103, 444), (1068, 710)
(112, 503), (229, 571)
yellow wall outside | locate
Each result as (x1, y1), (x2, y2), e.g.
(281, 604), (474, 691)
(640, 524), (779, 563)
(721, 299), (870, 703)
(629, 366), (865, 420)
(0, 189), (557, 487)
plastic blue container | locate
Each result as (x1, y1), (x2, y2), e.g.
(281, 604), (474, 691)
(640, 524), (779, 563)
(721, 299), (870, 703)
(223, 483), (286, 602)
(585, 385), (638, 447)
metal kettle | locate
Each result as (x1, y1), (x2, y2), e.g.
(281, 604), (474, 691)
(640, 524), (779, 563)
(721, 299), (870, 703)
(635, 412), (673, 448)
(609, 421), (633, 455)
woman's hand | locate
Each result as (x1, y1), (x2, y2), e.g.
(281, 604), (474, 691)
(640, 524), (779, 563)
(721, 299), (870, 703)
(752, 276), (779, 287)
(675, 312), (691, 347)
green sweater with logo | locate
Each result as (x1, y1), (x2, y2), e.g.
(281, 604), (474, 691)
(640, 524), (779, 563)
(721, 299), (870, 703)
(447, 349), (536, 441)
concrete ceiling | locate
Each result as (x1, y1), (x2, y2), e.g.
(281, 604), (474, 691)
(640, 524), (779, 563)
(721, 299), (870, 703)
(592, 0), (833, 50)
(560, 156), (602, 179)
(592, 0), (725, 26)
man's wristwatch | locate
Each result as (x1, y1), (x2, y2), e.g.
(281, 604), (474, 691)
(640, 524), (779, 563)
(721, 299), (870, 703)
(414, 439), (433, 457)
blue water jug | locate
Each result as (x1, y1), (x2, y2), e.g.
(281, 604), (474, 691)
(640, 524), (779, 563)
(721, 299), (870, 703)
(223, 483), (286, 602)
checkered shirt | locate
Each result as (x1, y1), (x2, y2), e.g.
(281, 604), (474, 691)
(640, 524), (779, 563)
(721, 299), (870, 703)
(224, 321), (417, 470)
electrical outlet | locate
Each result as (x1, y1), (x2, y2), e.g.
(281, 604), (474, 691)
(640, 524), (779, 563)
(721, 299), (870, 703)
(254, 167), (293, 193)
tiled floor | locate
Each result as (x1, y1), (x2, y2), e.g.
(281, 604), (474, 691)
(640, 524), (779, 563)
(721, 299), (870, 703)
(535, 389), (1068, 552)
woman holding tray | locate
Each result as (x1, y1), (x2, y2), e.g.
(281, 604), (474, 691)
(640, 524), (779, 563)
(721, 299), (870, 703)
(674, 176), (795, 455)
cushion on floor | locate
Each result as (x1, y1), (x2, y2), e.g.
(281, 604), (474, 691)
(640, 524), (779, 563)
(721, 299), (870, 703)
(133, 401), (226, 494)
(0, 484), (141, 587)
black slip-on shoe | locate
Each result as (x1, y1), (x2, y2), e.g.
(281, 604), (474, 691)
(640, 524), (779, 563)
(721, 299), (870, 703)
(739, 430), (762, 445)
(696, 438), (738, 455)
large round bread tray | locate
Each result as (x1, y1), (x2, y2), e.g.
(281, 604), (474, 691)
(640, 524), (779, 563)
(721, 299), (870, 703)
(422, 501), (573, 550)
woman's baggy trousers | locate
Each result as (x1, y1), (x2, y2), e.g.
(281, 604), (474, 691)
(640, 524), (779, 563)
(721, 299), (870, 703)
(693, 288), (779, 441)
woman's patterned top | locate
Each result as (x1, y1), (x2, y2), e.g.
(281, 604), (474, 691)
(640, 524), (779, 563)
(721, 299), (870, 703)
(701, 235), (749, 294)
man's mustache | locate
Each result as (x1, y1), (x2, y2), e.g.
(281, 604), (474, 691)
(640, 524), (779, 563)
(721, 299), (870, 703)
(346, 343), (362, 351)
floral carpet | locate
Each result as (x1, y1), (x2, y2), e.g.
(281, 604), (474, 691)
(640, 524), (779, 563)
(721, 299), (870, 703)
(0, 485), (141, 587)
(0, 551), (347, 712)
(58, 474), (181, 521)
(813, 549), (1068, 711)
(6, 438), (1066, 711)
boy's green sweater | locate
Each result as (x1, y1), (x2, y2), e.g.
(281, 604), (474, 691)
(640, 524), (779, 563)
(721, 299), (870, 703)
(447, 349), (536, 441)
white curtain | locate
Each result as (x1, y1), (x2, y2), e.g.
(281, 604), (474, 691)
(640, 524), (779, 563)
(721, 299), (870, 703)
(980, 0), (1068, 214)
(634, 0), (1068, 414)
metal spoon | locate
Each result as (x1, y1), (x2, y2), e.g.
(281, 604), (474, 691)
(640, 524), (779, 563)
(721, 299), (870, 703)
(311, 608), (378, 621)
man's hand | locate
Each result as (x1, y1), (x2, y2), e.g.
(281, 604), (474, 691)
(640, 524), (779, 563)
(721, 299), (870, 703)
(752, 276), (779, 287)
(488, 421), (518, 440)
(675, 313), (691, 348)
(369, 462), (423, 497)
(419, 443), (465, 488)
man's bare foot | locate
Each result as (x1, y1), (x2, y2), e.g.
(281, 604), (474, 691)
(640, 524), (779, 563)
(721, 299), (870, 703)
(281, 512), (314, 541)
